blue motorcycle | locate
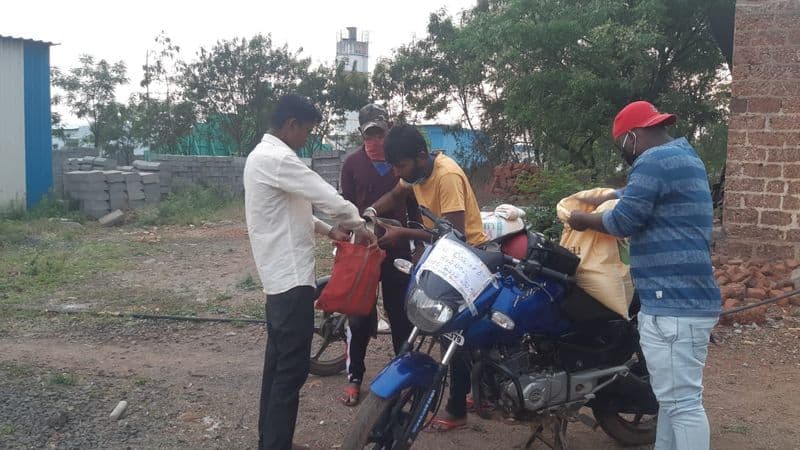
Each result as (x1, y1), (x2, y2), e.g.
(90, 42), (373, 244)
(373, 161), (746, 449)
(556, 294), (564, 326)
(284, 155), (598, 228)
(342, 208), (657, 449)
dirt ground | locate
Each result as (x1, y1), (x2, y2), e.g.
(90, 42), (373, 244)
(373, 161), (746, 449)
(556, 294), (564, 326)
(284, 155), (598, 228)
(1, 221), (800, 449)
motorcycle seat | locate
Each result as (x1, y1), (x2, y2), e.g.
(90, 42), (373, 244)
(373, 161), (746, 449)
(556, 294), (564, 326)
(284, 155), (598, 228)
(560, 284), (624, 325)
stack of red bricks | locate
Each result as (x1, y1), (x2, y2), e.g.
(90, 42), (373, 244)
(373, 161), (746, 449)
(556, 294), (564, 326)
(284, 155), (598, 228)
(714, 256), (800, 325)
(720, 0), (800, 261)
(486, 163), (538, 196)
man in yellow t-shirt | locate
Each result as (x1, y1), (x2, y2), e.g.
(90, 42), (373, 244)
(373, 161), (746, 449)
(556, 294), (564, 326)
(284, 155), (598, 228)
(366, 124), (488, 248)
(365, 124), (487, 432)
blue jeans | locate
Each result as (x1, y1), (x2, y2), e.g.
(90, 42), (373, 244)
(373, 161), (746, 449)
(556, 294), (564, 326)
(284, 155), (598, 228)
(638, 312), (718, 450)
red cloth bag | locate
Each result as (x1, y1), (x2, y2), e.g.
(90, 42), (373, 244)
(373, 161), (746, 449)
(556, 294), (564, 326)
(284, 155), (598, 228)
(315, 241), (386, 316)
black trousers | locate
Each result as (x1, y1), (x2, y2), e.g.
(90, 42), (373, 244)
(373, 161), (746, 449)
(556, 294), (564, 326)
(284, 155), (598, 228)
(345, 257), (413, 384)
(445, 352), (471, 418)
(258, 285), (315, 450)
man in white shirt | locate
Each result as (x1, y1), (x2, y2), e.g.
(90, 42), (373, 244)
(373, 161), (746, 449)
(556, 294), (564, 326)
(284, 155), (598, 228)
(244, 94), (373, 450)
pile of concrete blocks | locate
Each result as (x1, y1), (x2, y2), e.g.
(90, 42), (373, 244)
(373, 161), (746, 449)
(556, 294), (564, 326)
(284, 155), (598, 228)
(63, 169), (164, 219)
(65, 171), (111, 219)
(125, 172), (146, 209)
(64, 156), (117, 172)
(104, 171), (128, 211)
(132, 160), (169, 199)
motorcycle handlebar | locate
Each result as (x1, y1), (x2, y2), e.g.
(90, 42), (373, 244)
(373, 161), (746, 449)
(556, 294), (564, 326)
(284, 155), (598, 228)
(502, 254), (574, 284)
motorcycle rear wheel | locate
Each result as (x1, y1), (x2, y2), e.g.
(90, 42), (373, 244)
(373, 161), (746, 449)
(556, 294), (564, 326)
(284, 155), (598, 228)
(592, 407), (657, 447)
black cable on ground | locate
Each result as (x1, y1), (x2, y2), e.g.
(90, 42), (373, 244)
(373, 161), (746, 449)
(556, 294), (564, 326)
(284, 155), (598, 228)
(42, 309), (265, 324)
(719, 288), (800, 317)
(37, 287), (800, 325)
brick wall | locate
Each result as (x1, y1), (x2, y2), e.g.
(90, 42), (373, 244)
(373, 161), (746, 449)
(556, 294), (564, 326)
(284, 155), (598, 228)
(721, 0), (800, 260)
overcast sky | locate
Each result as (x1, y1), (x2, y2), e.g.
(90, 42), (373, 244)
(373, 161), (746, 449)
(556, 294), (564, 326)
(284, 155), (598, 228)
(2, 0), (476, 126)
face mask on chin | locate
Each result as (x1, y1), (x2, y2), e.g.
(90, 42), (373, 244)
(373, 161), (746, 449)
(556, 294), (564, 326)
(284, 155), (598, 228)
(402, 154), (434, 185)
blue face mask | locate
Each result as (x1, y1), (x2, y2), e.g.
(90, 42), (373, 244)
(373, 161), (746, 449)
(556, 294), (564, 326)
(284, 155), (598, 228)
(372, 161), (393, 176)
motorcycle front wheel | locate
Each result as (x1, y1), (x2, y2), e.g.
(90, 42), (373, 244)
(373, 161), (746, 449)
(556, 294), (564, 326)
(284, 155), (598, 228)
(342, 387), (430, 450)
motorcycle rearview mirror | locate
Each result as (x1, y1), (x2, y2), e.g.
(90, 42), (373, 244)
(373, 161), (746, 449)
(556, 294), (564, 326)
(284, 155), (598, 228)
(393, 258), (414, 275)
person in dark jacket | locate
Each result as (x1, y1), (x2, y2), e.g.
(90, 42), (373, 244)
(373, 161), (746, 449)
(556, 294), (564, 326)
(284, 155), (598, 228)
(338, 103), (417, 406)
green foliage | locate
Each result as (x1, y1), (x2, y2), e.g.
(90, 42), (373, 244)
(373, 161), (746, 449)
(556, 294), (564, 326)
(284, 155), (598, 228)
(236, 274), (261, 292)
(131, 32), (196, 154)
(375, 0), (732, 177)
(0, 194), (80, 222)
(0, 424), (14, 436)
(135, 187), (238, 226)
(517, 165), (591, 239)
(48, 372), (77, 386)
(0, 242), (131, 304)
(52, 55), (129, 151)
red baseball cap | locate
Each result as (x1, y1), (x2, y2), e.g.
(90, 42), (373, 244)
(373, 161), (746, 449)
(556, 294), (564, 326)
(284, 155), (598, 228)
(612, 101), (677, 140)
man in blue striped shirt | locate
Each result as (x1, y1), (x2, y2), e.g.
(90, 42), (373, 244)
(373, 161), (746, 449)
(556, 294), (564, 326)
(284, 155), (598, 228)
(568, 101), (720, 450)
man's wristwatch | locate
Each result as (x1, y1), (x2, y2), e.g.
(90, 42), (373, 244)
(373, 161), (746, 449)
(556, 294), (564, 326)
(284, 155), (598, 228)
(363, 206), (378, 218)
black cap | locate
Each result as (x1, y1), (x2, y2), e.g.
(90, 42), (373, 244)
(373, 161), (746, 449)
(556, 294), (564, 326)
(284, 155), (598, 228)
(358, 104), (389, 133)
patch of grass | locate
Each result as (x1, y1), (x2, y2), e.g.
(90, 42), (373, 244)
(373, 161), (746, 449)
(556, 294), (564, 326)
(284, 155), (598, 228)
(241, 302), (266, 320)
(723, 423), (751, 435)
(230, 319), (245, 328)
(236, 274), (261, 292)
(48, 372), (77, 386)
(0, 424), (14, 436)
(214, 292), (233, 302)
(133, 377), (147, 386)
(0, 194), (81, 222)
(0, 361), (34, 378)
(135, 187), (241, 226)
(0, 238), (134, 306)
(167, 309), (198, 317)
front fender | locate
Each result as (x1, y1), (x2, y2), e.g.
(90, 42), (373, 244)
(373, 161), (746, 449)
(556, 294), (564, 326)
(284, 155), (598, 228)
(369, 352), (441, 399)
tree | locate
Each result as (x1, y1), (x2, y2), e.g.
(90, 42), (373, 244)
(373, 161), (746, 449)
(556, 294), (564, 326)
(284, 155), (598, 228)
(180, 34), (312, 155)
(376, 0), (732, 179)
(130, 32), (195, 153)
(299, 62), (370, 154)
(180, 34), (369, 156)
(51, 55), (129, 150)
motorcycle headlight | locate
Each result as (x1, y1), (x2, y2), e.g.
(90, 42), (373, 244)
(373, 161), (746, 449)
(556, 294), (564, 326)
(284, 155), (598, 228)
(406, 287), (454, 333)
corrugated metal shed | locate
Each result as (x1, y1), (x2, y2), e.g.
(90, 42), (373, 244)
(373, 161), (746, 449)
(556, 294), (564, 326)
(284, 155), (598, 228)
(24, 41), (53, 207)
(0, 38), (27, 209)
(0, 35), (54, 209)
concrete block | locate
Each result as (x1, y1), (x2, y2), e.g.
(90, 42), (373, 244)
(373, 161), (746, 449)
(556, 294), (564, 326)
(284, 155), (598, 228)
(117, 166), (134, 171)
(94, 157), (117, 168)
(140, 173), (159, 184)
(98, 209), (125, 227)
(66, 170), (106, 183)
(133, 160), (161, 171)
(123, 172), (141, 182)
(128, 190), (146, 201)
(109, 198), (128, 210)
(107, 183), (127, 193)
(102, 171), (125, 183)
(74, 191), (110, 201)
(126, 182), (144, 192)
(128, 199), (146, 210)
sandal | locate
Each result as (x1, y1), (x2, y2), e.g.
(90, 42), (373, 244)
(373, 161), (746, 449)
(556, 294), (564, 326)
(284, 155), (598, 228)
(425, 415), (467, 432)
(340, 383), (361, 407)
(466, 395), (496, 413)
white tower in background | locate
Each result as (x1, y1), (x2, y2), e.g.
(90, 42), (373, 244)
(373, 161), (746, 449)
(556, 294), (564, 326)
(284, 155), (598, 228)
(336, 27), (369, 74)
(334, 27), (370, 140)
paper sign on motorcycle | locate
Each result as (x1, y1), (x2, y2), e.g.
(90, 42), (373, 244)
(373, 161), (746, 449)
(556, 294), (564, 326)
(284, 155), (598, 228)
(416, 237), (494, 315)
